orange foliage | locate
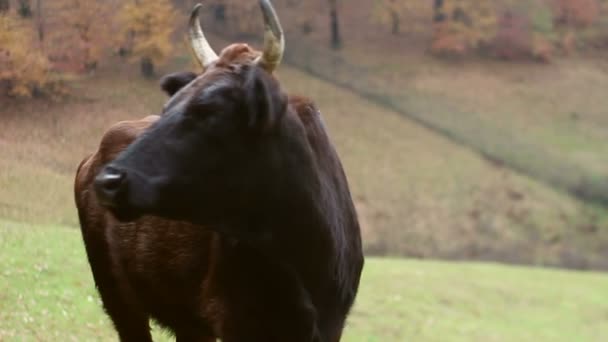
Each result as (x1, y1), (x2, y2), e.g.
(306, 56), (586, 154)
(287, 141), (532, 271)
(431, 0), (498, 56)
(0, 13), (50, 97)
(119, 0), (178, 69)
(491, 11), (534, 60)
(46, 0), (119, 73)
(431, 22), (467, 56)
(554, 0), (599, 27)
(371, 0), (431, 35)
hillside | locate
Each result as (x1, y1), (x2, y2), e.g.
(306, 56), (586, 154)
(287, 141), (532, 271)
(2, 220), (607, 341)
(0, 55), (607, 268)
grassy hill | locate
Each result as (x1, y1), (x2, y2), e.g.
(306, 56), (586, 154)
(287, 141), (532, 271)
(0, 55), (607, 267)
(2, 220), (607, 341)
(207, 0), (608, 205)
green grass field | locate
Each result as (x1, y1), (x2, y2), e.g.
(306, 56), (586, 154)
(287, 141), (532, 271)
(2, 220), (607, 341)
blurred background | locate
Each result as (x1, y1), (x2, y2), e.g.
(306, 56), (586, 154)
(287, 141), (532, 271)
(1, 0), (607, 340)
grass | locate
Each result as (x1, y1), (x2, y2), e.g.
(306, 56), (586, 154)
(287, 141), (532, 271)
(1, 220), (607, 341)
(0, 51), (607, 267)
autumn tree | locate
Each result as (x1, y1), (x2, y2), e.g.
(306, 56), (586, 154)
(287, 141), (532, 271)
(373, 0), (404, 35)
(46, 0), (118, 73)
(0, 12), (50, 97)
(120, 0), (178, 78)
(547, 0), (602, 55)
(554, 0), (599, 27)
(372, 0), (430, 35)
(430, 0), (498, 56)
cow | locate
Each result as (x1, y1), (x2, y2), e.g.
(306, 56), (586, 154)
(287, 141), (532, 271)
(74, 1), (364, 341)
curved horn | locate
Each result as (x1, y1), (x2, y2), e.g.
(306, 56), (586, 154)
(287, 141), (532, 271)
(256, 0), (285, 72)
(188, 3), (218, 69)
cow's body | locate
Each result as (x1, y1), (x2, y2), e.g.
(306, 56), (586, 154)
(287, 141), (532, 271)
(74, 2), (363, 341)
(75, 98), (363, 341)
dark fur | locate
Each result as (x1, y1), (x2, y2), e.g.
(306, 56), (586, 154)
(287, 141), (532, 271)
(74, 44), (364, 342)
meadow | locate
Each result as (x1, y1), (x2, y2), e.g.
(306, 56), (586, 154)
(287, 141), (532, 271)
(1, 37), (608, 340)
(2, 220), (608, 341)
(2, 0), (608, 340)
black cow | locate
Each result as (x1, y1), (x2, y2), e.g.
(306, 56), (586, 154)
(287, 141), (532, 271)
(75, 1), (364, 341)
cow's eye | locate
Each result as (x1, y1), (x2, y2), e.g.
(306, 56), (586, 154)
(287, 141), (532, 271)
(185, 102), (218, 120)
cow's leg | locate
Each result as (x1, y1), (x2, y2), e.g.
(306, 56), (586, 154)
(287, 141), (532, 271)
(79, 222), (152, 342)
(219, 309), (320, 342)
(91, 262), (152, 342)
(100, 298), (151, 342)
(175, 330), (216, 342)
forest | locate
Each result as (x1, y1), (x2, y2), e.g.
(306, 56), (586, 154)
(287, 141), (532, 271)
(3, 0), (608, 97)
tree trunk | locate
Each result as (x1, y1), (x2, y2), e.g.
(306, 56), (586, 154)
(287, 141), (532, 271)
(141, 57), (155, 78)
(36, 0), (44, 43)
(213, 4), (225, 22)
(0, 0), (9, 13)
(433, 0), (445, 23)
(18, 0), (32, 18)
(390, 9), (400, 35)
(329, 0), (341, 49)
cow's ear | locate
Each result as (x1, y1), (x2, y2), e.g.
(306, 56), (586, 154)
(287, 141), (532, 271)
(244, 67), (287, 133)
(160, 72), (197, 96)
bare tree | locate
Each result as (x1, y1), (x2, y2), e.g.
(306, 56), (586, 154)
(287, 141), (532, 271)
(18, 0), (32, 17)
(434, 0), (445, 23)
(36, 0), (44, 42)
(329, 0), (341, 49)
(0, 0), (9, 13)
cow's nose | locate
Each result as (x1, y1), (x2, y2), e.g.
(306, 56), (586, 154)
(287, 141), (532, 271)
(94, 166), (127, 206)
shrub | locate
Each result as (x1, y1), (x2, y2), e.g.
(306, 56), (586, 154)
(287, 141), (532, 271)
(554, 0), (599, 27)
(489, 1), (556, 62)
(491, 11), (534, 60)
(430, 0), (498, 56)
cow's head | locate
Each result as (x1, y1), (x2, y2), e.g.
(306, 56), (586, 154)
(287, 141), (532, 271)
(94, 0), (309, 224)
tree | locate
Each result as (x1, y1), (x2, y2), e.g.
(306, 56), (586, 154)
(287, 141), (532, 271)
(373, 0), (404, 35)
(205, 0), (259, 35)
(372, 0), (430, 35)
(554, 0), (599, 27)
(18, 0), (32, 18)
(47, 0), (118, 73)
(430, 0), (498, 55)
(329, 0), (341, 49)
(434, 0), (445, 22)
(35, 0), (43, 42)
(0, 13), (50, 97)
(0, 0), (8, 13)
(120, 0), (178, 78)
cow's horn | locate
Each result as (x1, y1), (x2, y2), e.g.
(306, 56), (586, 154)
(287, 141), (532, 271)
(189, 3), (218, 70)
(256, 0), (284, 72)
